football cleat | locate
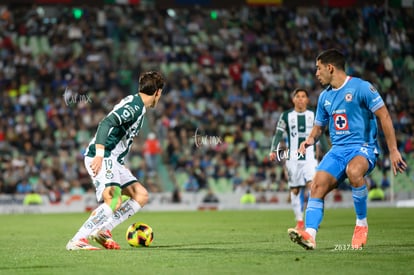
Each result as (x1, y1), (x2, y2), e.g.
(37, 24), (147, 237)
(352, 226), (368, 249)
(288, 228), (316, 250)
(92, 229), (121, 250)
(295, 220), (305, 231)
(66, 238), (100, 251)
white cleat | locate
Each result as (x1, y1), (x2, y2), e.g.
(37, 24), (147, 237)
(66, 238), (101, 251)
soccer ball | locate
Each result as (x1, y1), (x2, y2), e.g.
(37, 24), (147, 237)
(126, 222), (154, 247)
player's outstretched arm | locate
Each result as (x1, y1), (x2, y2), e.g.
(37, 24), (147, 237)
(374, 105), (407, 175)
(269, 130), (284, 161)
(299, 125), (324, 155)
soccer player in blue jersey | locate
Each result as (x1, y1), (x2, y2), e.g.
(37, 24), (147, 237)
(288, 49), (407, 250)
(66, 71), (165, 250)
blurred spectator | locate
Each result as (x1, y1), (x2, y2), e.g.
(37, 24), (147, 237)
(404, 136), (414, 154)
(184, 175), (199, 192)
(202, 189), (219, 203)
(171, 185), (182, 203)
(333, 189), (343, 203)
(368, 184), (385, 201)
(16, 178), (32, 194)
(23, 191), (43, 205)
(69, 179), (86, 195)
(240, 189), (256, 204)
(143, 132), (162, 174)
(381, 171), (391, 190)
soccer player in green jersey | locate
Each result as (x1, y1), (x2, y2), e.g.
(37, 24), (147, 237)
(269, 88), (326, 231)
(66, 71), (165, 250)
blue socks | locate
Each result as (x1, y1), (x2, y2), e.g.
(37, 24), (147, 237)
(305, 198), (324, 231)
(352, 185), (368, 220)
(304, 185), (367, 232)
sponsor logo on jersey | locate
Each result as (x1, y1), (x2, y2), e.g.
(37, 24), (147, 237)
(333, 113), (349, 130)
(324, 100), (331, 106)
(290, 125), (297, 137)
(369, 85), (377, 93)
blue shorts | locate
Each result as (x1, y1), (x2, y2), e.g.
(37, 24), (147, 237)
(317, 145), (378, 183)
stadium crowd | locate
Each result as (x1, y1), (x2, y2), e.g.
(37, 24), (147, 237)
(0, 4), (413, 202)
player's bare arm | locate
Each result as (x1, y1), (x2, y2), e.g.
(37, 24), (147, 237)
(374, 105), (407, 175)
(299, 125), (324, 155)
(269, 130), (284, 161)
(91, 144), (105, 176)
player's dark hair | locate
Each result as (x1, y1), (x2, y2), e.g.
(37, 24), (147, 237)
(139, 71), (165, 95)
(316, 49), (346, 71)
(292, 88), (308, 98)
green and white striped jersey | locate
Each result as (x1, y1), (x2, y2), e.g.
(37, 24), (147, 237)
(85, 94), (146, 164)
(275, 109), (315, 161)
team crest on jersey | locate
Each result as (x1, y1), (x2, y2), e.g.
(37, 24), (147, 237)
(333, 114), (349, 130)
(105, 170), (114, 179)
(345, 93), (353, 102)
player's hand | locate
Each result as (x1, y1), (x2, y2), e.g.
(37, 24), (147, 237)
(390, 149), (407, 175)
(90, 156), (103, 176)
(298, 137), (315, 155)
(269, 152), (277, 161)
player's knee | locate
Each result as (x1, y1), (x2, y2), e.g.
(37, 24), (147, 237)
(310, 180), (330, 198)
(126, 183), (149, 207)
(346, 167), (365, 186)
(310, 181), (322, 193)
(290, 187), (300, 195)
(137, 188), (149, 206)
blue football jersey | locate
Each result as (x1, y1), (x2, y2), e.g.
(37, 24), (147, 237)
(315, 76), (384, 151)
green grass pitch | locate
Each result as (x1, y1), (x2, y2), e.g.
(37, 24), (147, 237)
(0, 208), (413, 275)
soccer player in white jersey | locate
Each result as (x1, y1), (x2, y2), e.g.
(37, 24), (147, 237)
(66, 71), (165, 250)
(269, 88), (326, 230)
(288, 49), (406, 250)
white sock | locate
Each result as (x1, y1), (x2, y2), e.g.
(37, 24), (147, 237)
(356, 218), (368, 227)
(291, 191), (303, 222)
(306, 228), (317, 240)
(72, 203), (113, 241)
(100, 199), (142, 232)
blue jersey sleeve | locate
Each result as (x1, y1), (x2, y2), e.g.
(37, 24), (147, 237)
(315, 90), (329, 127)
(360, 81), (384, 113)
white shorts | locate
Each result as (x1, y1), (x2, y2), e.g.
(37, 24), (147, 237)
(286, 160), (317, 188)
(84, 156), (138, 202)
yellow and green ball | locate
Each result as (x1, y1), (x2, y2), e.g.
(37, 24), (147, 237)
(126, 222), (154, 247)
